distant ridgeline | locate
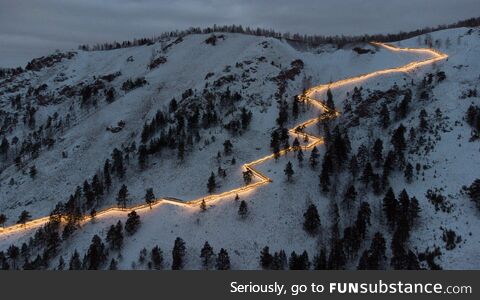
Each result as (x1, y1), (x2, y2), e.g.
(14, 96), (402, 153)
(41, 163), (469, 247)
(77, 17), (480, 52)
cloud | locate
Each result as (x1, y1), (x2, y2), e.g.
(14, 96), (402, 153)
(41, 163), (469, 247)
(0, 0), (478, 67)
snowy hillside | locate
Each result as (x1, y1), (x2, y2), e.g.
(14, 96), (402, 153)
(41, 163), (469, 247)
(0, 27), (479, 270)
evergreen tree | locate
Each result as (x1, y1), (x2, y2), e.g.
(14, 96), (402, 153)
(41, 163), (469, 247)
(238, 200), (248, 219)
(372, 139), (383, 167)
(284, 161), (294, 182)
(326, 88), (335, 110)
(379, 103), (390, 129)
(361, 162), (374, 187)
(116, 184), (129, 208)
(320, 154), (332, 192)
(109, 258), (118, 270)
(29, 165), (37, 179)
(391, 124), (407, 153)
(200, 199), (207, 212)
(125, 211), (140, 235)
(0, 214), (6, 227)
(7, 245), (19, 269)
(404, 163), (414, 183)
(355, 202), (371, 239)
(292, 138), (301, 152)
(92, 174), (104, 199)
(145, 188), (155, 208)
(207, 172), (216, 193)
(260, 246), (273, 269)
(292, 96), (299, 119)
(297, 148), (304, 165)
(243, 169), (253, 185)
(111, 148), (125, 178)
(17, 210), (31, 225)
(383, 188), (398, 229)
(68, 250), (82, 270)
(200, 241), (215, 270)
(349, 155), (359, 179)
(303, 204), (321, 235)
(309, 146), (319, 168)
(216, 248), (231, 270)
(151, 246), (164, 270)
(171, 237), (186, 270)
(138, 144), (148, 169)
(408, 197), (421, 226)
(106, 221), (123, 250)
(419, 109), (428, 131)
(103, 159), (112, 191)
(313, 248), (327, 270)
(343, 185), (357, 213)
(223, 140), (233, 155)
(83, 235), (107, 270)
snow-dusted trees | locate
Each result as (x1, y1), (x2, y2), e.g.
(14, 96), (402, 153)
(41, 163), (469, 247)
(207, 172), (216, 193)
(200, 241), (215, 270)
(116, 184), (129, 208)
(171, 237), (186, 270)
(284, 161), (294, 182)
(125, 211), (140, 235)
(106, 221), (124, 250)
(303, 204), (321, 235)
(145, 188), (155, 208)
(216, 248), (231, 270)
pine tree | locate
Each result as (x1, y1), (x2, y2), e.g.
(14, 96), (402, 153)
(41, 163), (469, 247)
(84, 235), (107, 270)
(17, 210), (31, 225)
(103, 159), (112, 191)
(320, 153), (333, 192)
(309, 146), (319, 168)
(112, 148), (125, 178)
(171, 237), (186, 270)
(326, 88), (335, 110)
(284, 161), (294, 182)
(303, 204), (321, 235)
(138, 144), (148, 169)
(177, 140), (185, 161)
(313, 248), (327, 270)
(379, 103), (390, 129)
(355, 202), (371, 239)
(151, 246), (164, 270)
(125, 211), (140, 235)
(297, 148), (304, 165)
(372, 139), (383, 167)
(260, 246), (273, 269)
(106, 221), (123, 250)
(238, 200), (248, 219)
(349, 155), (359, 179)
(419, 109), (428, 131)
(0, 214), (6, 227)
(200, 199), (207, 212)
(243, 169), (253, 185)
(145, 188), (155, 208)
(383, 188), (398, 229)
(68, 250), (82, 270)
(404, 163), (414, 183)
(216, 248), (231, 270)
(200, 241), (215, 270)
(343, 185), (357, 213)
(408, 197), (421, 226)
(223, 140), (233, 155)
(207, 172), (216, 193)
(361, 162), (374, 187)
(109, 258), (118, 270)
(292, 138), (300, 152)
(391, 124), (407, 153)
(92, 174), (104, 199)
(29, 165), (37, 179)
(116, 184), (129, 208)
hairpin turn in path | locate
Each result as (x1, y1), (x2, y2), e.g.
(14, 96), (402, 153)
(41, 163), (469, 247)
(0, 42), (448, 238)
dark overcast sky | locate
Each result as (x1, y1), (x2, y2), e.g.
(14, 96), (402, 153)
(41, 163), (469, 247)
(0, 0), (479, 67)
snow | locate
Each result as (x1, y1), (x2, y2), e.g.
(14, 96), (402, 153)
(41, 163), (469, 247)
(1, 28), (479, 269)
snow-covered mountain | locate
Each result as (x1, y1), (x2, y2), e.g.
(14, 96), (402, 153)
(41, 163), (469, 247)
(0, 27), (479, 270)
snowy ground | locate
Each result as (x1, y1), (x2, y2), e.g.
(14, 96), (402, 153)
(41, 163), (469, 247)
(0, 28), (479, 269)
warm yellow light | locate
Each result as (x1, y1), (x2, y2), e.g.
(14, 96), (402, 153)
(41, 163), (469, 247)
(0, 42), (448, 238)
